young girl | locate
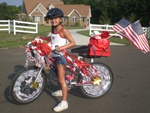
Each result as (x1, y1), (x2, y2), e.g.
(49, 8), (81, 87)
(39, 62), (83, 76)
(46, 8), (75, 112)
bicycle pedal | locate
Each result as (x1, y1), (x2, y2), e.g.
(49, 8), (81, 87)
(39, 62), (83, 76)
(92, 77), (101, 85)
(44, 64), (50, 70)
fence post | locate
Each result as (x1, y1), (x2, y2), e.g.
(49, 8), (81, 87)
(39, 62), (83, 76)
(148, 27), (150, 38)
(89, 24), (91, 36)
(7, 20), (11, 33)
(13, 20), (16, 35)
(36, 22), (38, 33)
(106, 24), (108, 30)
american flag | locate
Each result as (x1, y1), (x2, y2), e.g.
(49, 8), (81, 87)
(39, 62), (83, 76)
(123, 21), (150, 53)
(112, 18), (130, 37)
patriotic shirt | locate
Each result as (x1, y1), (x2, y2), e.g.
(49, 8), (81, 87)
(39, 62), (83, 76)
(48, 28), (68, 56)
(49, 28), (67, 47)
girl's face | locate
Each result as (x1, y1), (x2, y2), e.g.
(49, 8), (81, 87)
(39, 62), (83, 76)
(50, 17), (62, 26)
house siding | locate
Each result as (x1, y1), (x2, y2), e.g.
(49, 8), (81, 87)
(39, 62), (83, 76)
(22, 0), (91, 26)
(69, 11), (80, 26)
(31, 11), (44, 25)
(63, 11), (88, 27)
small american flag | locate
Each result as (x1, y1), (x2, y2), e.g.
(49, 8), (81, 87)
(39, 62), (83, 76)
(112, 18), (130, 37)
(123, 21), (150, 53)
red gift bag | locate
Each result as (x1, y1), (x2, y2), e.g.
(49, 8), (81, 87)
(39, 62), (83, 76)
(88, 31), (111, 57)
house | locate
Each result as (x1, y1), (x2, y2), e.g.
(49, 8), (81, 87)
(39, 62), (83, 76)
(21, 0), (91, 26)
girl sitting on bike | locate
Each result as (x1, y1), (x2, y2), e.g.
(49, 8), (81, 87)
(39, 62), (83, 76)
(45, 8), (76, 112)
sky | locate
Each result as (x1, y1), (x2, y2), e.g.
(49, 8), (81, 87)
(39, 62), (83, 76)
(0, 0), (23, 6)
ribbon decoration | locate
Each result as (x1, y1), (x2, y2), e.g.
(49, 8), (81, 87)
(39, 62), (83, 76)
(25, 37), (100, 81)
(63, 50), (99, 77)
(25, 37), (52, 68)
(31, 37), (51, 56)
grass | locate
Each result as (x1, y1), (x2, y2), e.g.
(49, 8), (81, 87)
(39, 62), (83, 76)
(0, 26), (149, 48)
(0, 25), (86, 48)
(77, 30), (144, 45)
(0, 25), (51, 48)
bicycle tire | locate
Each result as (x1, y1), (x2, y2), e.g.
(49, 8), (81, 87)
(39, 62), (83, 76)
(79, 62), (113, 98)
(9, 66), (47, 104)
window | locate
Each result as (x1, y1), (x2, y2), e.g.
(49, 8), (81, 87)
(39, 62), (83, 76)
(82, 17), (85, 22)
(35, 16), (41, 22)
(64, 17), (67, 22)
(73, 16), (77, 23)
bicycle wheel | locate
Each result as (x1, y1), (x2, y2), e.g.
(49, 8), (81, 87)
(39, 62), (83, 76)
(10, 66), (47, 104)
(79, 62), (113, 98)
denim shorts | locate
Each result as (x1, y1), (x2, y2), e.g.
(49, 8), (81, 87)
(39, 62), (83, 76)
(53, 56), (67, 65)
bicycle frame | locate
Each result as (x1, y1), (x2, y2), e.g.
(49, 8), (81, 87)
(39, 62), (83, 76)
(9, 37), (114, 105)
(25, 48), (101, 87)
(24, 37), (103, 88)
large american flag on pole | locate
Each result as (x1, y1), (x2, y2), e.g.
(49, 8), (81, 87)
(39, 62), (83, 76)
(123, 21), (150, 53)
(112, 18), (130, 37)
(112, 18), (150, 53)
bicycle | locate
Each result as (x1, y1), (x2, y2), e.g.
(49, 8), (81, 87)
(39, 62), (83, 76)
(9, 37), (113, 104)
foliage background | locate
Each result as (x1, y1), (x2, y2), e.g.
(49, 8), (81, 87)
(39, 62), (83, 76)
(62, 0), (150, 27)
(0, 0), (149, 26)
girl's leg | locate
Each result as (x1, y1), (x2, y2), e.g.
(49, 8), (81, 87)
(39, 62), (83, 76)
(57, 64), (68, 101)
(53, 64), (68, 112)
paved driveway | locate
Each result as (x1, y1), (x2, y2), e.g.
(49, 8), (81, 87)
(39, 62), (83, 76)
(69, 29), (124, 46)
(0, 45), (150, 113)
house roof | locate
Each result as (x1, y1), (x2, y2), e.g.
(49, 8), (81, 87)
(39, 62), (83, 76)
(23, 0), (91, 17)
(56, 5), (91, 17)
(23, 0), (64, 14)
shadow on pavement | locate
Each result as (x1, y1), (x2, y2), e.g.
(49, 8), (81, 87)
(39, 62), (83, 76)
(5, 65), (25, 104)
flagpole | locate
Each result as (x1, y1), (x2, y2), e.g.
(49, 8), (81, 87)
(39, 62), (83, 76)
(106, 33), (117, 39)
(133, 19), (140, 24)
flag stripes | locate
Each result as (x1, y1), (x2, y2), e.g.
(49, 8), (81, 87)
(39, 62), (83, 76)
(112, 18), (130, 37)
(112, 19), (150, 53)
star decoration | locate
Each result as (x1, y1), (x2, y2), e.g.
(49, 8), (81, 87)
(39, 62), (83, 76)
(93, 77), (101, 85)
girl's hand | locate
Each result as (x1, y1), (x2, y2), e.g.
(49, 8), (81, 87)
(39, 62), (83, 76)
(55, 46), (62, 52)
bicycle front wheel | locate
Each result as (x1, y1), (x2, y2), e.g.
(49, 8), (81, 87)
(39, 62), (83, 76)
(79, 63), (113, 98)
(9, 67), (47, 104)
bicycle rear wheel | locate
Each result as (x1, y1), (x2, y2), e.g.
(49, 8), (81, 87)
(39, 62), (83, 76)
(79, 63), (113, 98)
(9, 66), (47, 104)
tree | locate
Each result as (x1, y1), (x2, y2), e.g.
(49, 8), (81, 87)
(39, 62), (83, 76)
(99, 0), (110, 24)
(64, 0), (150, 26)
(0, 2), (20, 20)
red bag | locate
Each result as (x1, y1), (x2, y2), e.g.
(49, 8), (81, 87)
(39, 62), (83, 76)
(88, 34), (110, 57)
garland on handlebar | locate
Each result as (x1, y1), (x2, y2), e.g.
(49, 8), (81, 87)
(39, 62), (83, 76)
(25, 37), (53, 69)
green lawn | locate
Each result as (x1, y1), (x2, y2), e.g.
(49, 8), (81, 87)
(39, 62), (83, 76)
(0, 25), (51, 48)
(0, 26), (149, 48)
(0, 26), (87, 48)
(77, 30), (150, 45)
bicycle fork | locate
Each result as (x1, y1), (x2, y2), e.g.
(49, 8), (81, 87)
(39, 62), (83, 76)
(30, 66), (44, 89)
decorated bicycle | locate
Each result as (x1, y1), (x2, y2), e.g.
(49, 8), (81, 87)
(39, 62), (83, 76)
(9, 31), (113, 104)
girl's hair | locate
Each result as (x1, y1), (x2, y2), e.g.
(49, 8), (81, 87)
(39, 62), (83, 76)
(51, 26), (55, 33)
(51, 21), (64, 33)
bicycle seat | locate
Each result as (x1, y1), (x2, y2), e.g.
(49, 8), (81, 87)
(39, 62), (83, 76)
(71, 46), (109, 58)
(71, 46), (88, 54)
(71, 46), (98, 58)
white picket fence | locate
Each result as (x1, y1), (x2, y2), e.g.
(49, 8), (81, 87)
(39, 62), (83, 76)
(0, 20), (38, 35)
(0, 20), (11, 33)
(147, 27), (150, 38)
(89, 24), (150, 39)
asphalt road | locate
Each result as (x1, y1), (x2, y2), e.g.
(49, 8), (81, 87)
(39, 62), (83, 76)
(0, 45), (150, 113)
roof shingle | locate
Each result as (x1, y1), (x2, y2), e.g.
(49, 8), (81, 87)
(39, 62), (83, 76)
(23, 0), (90, 17)
(24, 0), (64, 14)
